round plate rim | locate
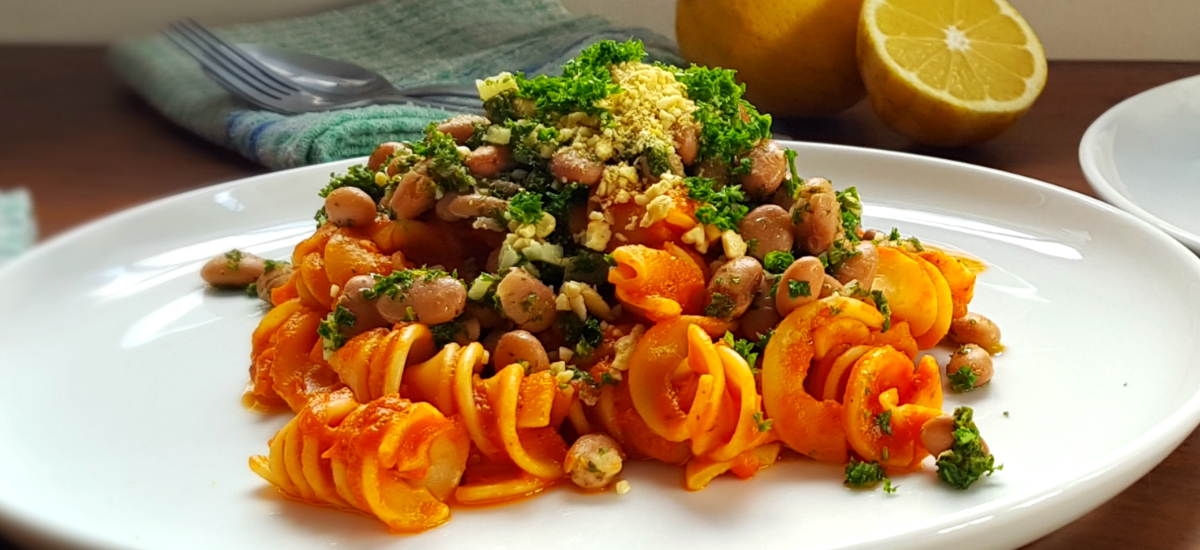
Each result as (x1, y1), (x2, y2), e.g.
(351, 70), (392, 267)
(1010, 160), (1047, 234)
(1078, 73), (1200, 252)
(1, 141), (1199, 550)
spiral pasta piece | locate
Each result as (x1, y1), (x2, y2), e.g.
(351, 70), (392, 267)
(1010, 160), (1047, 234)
(245, 298), (342, 412)
(609, 245), (706, 321)
(762, 296), (885, 463)
(404, 341), (575, 481)
(250, 390), (471, 532)
(919, 249), (977, 319)
(323, 232), (393, 288)
(330, 324), (436, 403)
(842, 346), (943, 471)
(626, 316), (730, 442)
(684, 442), (782, 491)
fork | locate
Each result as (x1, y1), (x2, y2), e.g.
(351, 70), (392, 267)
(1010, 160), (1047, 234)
(164, 20), (483, 115)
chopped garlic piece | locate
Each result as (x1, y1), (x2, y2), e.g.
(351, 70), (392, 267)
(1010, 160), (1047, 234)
(615, 480), (631, 494)
(640, 194), (674, 228)
(475, 72), (519, 101)
(611, 324), (646, 372)
(559, 347), (575, 362)
(584, 218), (612, 251)
(722, 230), (748, 259)
(483, 126), (511, 145)
(580, 285), (613, 320)
(555, 282), (588, 320)
(682, 225), (708, 254)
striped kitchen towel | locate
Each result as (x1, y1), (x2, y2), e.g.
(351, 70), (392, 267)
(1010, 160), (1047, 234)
(0, 189), (36, 266)
(108, 0), (682, 170)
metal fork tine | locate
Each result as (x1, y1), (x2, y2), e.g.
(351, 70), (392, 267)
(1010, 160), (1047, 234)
(169, 23), (292, 98)
(165, 27), (286, 108)
(180, 19), (300, 93)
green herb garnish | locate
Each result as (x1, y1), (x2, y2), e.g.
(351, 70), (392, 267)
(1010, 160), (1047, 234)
(224, 249), (244, 271)
(410, 126), (475, 194)
(507, 190), (545, 225)
(836, 187), (862, 241)
(788, 280), (811, 299)
(724, 332), (759, 373)
(875, 410), (893, 436)
(363, 267), (452, 300)
(672, 65), (772, 169)
(844, 457), (889, 488)
(684, 177), (750, 231)
(948, 365), (979, 392)
(871, 289), (892, 332)
(752, 411), (773, 433)
(705, 292), (736, 319)
(429, 321), (465, 347)
(936, 407), (1000, 490)
(317, 305), (357, 353)
(763, 251), (795, 274)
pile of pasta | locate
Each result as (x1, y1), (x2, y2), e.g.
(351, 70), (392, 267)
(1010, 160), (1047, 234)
(231, 40), (998, 534)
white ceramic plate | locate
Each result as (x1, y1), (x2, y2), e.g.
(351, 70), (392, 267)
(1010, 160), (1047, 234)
(3, 143), (1200, 550)
(1080, 73), (1200, 253)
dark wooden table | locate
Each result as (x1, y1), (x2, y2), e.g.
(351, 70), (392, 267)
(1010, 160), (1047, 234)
(1, 46), (1198, 549)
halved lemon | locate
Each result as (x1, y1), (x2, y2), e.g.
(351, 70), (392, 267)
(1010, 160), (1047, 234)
(858, 0), (1048, 146)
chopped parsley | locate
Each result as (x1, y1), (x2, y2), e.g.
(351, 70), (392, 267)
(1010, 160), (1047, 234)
(317, 305), (356, 353)
(246, 282), (258, 297)
(507, 191), (545, 225)
(756, 328), (775, 353)
(318, 164), (386, 201)
(936, 407), (1000, 490)
(724, 332), (759, 373)
(411, 126), (475, 193)
(752, 411), (773, 433)
(684, 177), (750, 231)
(514, 40), (644, 122)
(314, 165), (388, 226)
(820, 239), (861, 272)
(705, 292), (736, 319)
(563, 250), (610, 285)
(600, 372), (619, 386)
(224, 249), (244, 271)
(871, 290), (892, 332)
(429, 321), (464, 347)
(883, 479), (898, 494)
(363, 267), (452, 300)
(263, 259), (289, 273)
(844, 457), (889, 488)
(875, 410), (893, 436)
(763, 251), (794, 274)
(836, 187), (862, 242)
(645, 145), (673, 177)
(948, 365), (980, 392)
(560, 315), (604, 358)
(783, 148), (802, 198)
(671, 64), (772, 169)
(788, 280), (811, 299)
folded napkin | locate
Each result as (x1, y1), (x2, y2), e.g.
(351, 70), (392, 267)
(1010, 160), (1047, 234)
(109, 0), (682, 170)
(0, 189), (36, 265)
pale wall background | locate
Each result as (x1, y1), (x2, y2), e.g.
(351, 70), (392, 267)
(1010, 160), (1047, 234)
(0, 0), (1197, 60)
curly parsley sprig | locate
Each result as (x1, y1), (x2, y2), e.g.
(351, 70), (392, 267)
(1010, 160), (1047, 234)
(936, 407), (1000, 489)
(684, 177), (750, 231)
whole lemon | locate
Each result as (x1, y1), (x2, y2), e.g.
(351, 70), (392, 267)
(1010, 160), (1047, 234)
(676, 0), (865, 117)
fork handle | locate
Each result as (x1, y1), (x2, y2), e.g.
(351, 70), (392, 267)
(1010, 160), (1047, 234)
(392, 84), (481, 99)
(370, 94), (484, 116)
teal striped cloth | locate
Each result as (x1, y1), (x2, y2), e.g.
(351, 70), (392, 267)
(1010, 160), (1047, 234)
(109, 0), (682, 170)
(0, 189), (35, 265)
